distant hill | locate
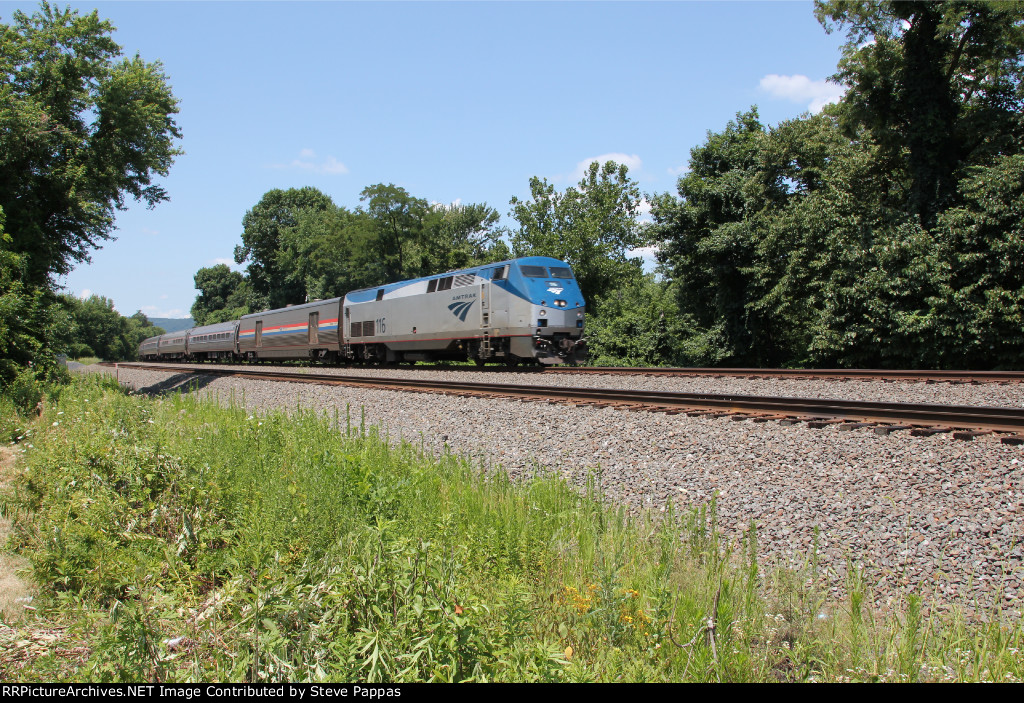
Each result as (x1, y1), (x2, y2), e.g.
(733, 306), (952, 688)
(150, 317), (194, 334)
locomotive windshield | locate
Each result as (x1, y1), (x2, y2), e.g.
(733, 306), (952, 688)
(520, 265), (548, 277)
(549, 267), (574, 279)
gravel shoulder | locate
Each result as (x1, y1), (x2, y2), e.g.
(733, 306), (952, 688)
(98, 365), (1024, 616)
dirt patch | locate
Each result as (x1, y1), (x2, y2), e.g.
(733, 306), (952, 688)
(0, 445), (33, 622)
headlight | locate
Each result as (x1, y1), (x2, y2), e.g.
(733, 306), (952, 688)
(577, 312), (584, 319)
(538, 309), (546, 316)
(555, 300), (566, 307)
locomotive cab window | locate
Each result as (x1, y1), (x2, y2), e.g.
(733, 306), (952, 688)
(493, 265), (507, 280)
(520, 265), (548, 278)
(376, 289), (384, 301)
(549, 267), (574, 279)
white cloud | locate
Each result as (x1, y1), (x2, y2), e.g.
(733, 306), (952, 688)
(141, 227), (159, 237)
(271, 149), (349, 175)
(79, 288), (92, 299)
(668, 164), (689, 176)
(319, 156), (348, 175)
(759, 74), (845, 113)
(570, 152), (643, 182)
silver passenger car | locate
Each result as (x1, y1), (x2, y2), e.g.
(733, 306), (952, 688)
(139, 335), (161, 361)
(156, 331), (188, 360)
(186, 320), (239, 361)
(237, 298), (343, 361)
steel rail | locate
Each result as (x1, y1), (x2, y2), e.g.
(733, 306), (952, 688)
(545, 366), (1024, 383)
(106, 362), (1024, 435)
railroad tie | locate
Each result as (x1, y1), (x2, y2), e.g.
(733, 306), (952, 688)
(837, 422), (877, 431)
(806, 418), (847, 428)
(873, 424), (913, 435)
(752, 414), (790, 423)
(952, 430), (993, 441)
(910, 427), (953, 437)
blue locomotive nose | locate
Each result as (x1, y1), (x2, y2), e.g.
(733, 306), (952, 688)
(507, 257), (585, 311)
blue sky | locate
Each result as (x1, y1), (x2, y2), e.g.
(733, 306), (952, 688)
(3, 0), (848, 319)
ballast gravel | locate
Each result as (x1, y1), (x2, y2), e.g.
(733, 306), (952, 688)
(102, 365), (1024, 615)
(126, 361), (1024, 408)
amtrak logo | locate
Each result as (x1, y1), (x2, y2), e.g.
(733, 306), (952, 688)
(448, 300), (475, 321)
(547, 282), (564, 294)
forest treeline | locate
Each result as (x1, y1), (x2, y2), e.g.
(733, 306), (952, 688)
(3, 1), (1024, 406)
(1, 1), (178, 401)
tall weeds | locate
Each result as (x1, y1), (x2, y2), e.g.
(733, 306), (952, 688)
(1, 374), (1022, 682)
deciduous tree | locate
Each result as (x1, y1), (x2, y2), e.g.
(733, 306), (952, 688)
(0, 1), (182, 286)
(234, 187), (335, 309)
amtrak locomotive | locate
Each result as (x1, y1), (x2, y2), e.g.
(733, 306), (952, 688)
(139, 257), (587, 366)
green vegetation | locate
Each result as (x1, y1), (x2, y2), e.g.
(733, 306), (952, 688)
(0, 1), (181, 288)
(1, 375), (1022, 682)
(0, 1), (180, 389)
(649, 1), (1024, 368)
(59, 294), (165, 362)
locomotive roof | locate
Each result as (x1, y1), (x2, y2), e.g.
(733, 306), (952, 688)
(344, 256), (572, 296)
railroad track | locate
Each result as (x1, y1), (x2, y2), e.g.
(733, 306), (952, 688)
(104, 362), (1024, 443)
(546, 366), (1024, 383)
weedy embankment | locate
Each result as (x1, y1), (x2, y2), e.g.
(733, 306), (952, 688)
(0, 374), (1021, 682)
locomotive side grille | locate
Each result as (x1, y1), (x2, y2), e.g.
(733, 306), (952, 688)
(454, 274), (475, 288)
(351, 321), (363, 337)
(363, 320), (375, 337)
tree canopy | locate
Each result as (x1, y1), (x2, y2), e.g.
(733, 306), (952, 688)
(61, 294), (164, 361)
(647, 1), (1024, 369)
(0, 1), (182, 287)
(191, 264), (249, 326)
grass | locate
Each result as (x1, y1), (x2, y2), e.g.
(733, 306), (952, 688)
(0, 373), (1021, 682)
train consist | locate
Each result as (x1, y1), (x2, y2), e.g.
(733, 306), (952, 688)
(139, 257), (587, 366)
